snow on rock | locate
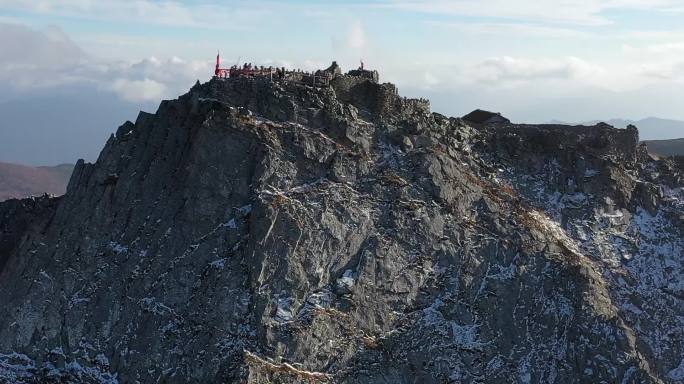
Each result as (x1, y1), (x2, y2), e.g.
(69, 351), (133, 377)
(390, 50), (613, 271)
(450, 322), (487, 351)
(107, 241), (128, 254)
(499, 148), (684, 381)
(274, 296), (295, 323)
(0, 353), (35, 382)
(209, 258), (227, 269)
(334, 269), (355, 294)
(0, 67), (680, 383)
(0, 352), (118, 384)
(669, 358), (684, 381)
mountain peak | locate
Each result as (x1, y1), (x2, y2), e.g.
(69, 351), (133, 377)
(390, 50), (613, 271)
(0, 64), (682, 383)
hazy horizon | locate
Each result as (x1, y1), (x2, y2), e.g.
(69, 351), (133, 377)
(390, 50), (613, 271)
(2, 0), (684, 165)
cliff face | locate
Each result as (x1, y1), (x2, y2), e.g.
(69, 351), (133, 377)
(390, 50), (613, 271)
(0, 72), (682, 384)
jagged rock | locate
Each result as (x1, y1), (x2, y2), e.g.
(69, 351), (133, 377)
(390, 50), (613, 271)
(0, 67), (682, 384)
(635, 181), (664, 215)
(462, 109), (510, 124)
(0, 195), (59, 274)
(322, 61), (342, 77)
(346, 68), (379, 83)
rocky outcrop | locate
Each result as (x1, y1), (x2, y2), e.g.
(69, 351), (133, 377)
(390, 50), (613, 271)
(462, 109), (510, 125)
(0, 69), (682, 383)
(0, 195), (59, 275)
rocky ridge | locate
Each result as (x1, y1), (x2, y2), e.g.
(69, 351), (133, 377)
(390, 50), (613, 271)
(0, 66), (682, 383)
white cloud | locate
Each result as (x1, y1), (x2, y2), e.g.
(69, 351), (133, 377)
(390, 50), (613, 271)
(0, 22), (352, 103)
(383, 54), (658, 94)
(469, 56), (604, 85)
(5, 0), (681, 30)
(0, 23), (86, 67)
(0, 0), (269, 30)
(621, 40), (684, 81)
(621, 29), (684, 40)
(329, 19), (371, 69)
(348, 20), (366, 50)
(382, 0), (683, 26)
(427, 20), (589, 38)
(110, 78), (167, 102)
(639, 61), (684, 79)
(0, 23), (213, 103)
(302, 59), (327, 71)
(423, 71), (439, 87)
(624, 41), (684, 55)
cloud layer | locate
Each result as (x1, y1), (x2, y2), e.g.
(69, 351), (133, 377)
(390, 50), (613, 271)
(469, 56), (602, 85)
(383, 0), (683, 26)
(2, 0), (684, 147)
(0, 23), (211, 102)
(2, 2), (684, 167)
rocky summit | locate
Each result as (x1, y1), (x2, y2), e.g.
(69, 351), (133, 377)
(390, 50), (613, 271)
(0, 65), (682, 384)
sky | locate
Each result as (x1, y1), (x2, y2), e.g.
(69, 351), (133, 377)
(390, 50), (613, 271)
(2, 0), (684, 164)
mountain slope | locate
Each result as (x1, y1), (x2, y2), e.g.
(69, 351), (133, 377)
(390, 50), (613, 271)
(549, 117), (684, 141)
(0, 70), (682, 383)
(643, 138), (684, 157)
(582, 117), (684, 141)
(0, 162), (73, 201)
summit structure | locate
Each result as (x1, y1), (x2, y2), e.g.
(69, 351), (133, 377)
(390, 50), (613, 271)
(0, 61), (682, 383)
(215, 56), (381, 87)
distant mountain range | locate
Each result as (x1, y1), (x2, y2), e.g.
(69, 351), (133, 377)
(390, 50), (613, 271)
(547, 117), (684, 142)
(0, 162), (73, 201)
(546, 117), (684, 156)
(641, 138), (684, 157)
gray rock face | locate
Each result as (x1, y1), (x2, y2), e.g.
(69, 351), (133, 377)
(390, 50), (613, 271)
(462, 109), (510, 125)
(0, 195), (59, 274)
(0, 72), (682, 383)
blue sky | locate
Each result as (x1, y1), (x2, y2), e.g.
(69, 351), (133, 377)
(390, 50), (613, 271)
(1, 0), (684, 164)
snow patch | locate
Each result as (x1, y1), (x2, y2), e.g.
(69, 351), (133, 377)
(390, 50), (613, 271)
(669, 358), (684, 381)
(107, 242), (128, 254)
(0, 353), (35, 381)
(274, 296), (295, 323)
(335, 269), (355, 294)
(209, 258), (226, 269)
(450, 322), (486, 350)
(140, 297), (173, 316)
(237, 204), (253, 215)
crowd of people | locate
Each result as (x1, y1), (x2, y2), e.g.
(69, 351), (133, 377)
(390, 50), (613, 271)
(223, 63), (336, 86)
